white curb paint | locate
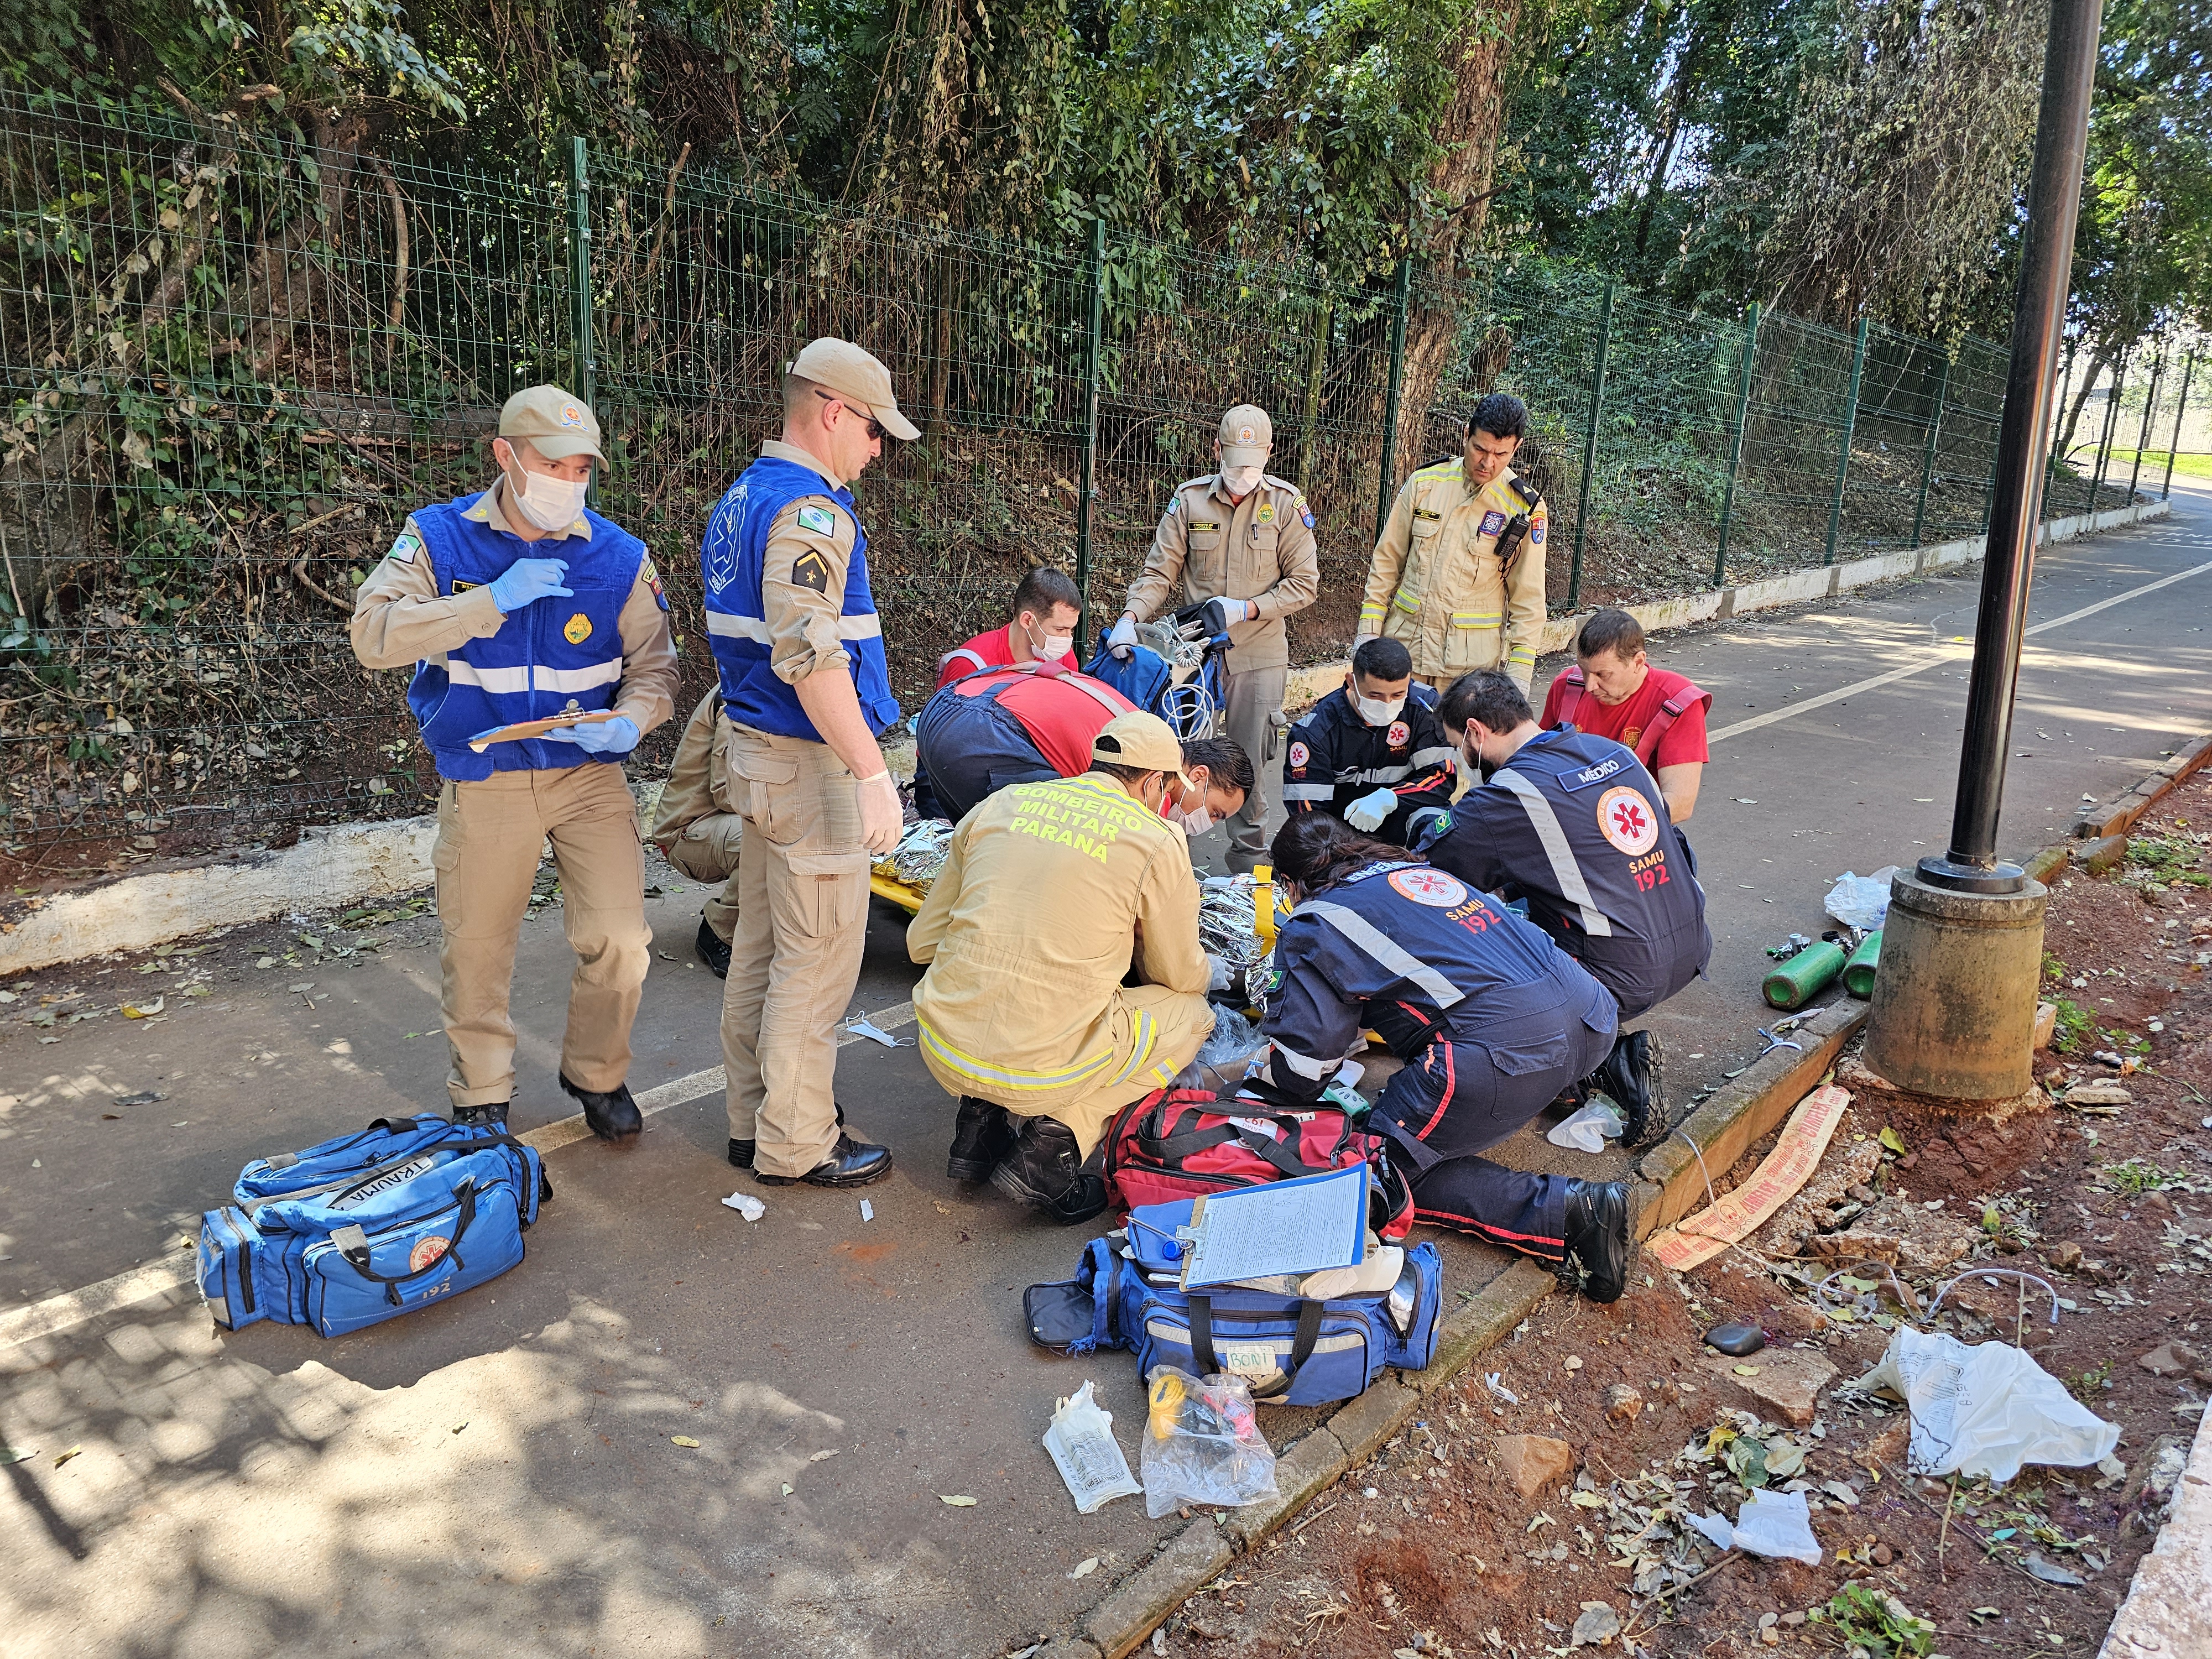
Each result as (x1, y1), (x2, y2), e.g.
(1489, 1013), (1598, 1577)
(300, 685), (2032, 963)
(0, 499), (2170, 976)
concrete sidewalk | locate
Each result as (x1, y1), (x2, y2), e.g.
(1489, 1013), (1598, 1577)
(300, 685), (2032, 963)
(4, 483), (2211, 1654)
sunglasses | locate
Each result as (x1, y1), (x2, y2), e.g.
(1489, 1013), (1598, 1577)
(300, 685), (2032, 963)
(815, 388), (885, 441)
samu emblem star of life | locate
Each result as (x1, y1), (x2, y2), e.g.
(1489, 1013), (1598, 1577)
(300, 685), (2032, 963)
(1596, 785), (1660, 855)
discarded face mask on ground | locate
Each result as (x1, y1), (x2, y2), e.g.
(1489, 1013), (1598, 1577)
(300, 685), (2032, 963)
(873, 817), (956, 891)
(1847, 1324), (2119, 1482)
(1687, 1486), (1824, 1566)
(1042, 1380), (1144, 1515)
(1140, 1365), (1279, 1518)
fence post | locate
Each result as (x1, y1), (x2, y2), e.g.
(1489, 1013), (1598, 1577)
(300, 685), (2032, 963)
(2163, 350), (2197, 500)
(1373, 258), (1412, 547)
(2090, 357), (2124, 510)
(1822, 316), (1870, 566)
(567, 137), (597, 506)
(1910, 353), (1949, 550)
(1567, 281), (1616, 611)
(1073, 216), (1107, 639)
(1713, 301), (1760, 589)
(2127, 346), (2162, 503)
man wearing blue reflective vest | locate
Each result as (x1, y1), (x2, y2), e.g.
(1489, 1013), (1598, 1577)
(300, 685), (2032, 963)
(702, 338), (917, 1190)
(1421, 670), (1713, 1149)
(351, 385), (679, 1141)
(1251, 813), (1635, 1302)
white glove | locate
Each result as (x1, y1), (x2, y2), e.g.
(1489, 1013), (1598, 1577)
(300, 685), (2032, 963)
(1345, 786), (1397, 832)
(1207, 952), (1233, 995)
(1108, 612), (1139, 659)
(856, 771), (904, 857)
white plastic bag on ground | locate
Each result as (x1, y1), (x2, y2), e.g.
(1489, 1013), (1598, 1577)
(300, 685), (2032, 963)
(1043, 1381), (1144, 1514)
(1731, 1489), (1823, 1564)
(1824, 867), (1898, 931)
(1850, 1326), (2119, 1482)
(1546, 1099), (1623, 1153)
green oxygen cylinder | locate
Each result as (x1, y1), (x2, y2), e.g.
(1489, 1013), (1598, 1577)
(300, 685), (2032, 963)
(1843, 931), (1882, 999)
(1762, 940), (1846, 1010)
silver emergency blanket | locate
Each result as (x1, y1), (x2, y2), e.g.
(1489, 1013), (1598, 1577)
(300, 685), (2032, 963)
(873, 817), (957, 893)
(1197, 875), (1275, 971)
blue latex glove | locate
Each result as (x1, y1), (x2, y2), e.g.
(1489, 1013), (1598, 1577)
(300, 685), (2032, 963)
(487, 557), (573, 614)
(1345, 786), (1397, 832)
(544, 714), (640, 754)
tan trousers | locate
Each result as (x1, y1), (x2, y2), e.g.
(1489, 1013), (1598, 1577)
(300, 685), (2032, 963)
(920, 983), (1215, 1156)
(432, 764), (649, 1109)
(665, 816), (743, 943)
(1222, 664), (1288, 874)
(720, 724), (873, 1176)
(651, 688), (743, 943)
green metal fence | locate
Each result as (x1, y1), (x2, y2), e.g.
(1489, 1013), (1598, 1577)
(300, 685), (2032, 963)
(0, 89), (2194, 858)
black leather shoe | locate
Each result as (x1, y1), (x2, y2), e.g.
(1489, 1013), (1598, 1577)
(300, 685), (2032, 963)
(560, 1073), (642, 1143)
(453, 1100), (509, 1128)
(1041, 1171), (1112, 1226)
(1590, 1029), (1663, 1150)
(1561, 1178), (1634, 1304)
(947, 1095), (1018, 1183)
(728, 1138), (754, 1169)
(755, 1131), (893, 1188)
(990, 1117), (1087, 1211)
(696, 915), (732, 978)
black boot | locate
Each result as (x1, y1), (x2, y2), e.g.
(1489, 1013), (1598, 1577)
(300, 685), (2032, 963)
(947, 1096), (1018, 1183)
(991, 1117), (1092, 1215)
(1561, 1179), (1634, 1304)
(754, 1131), (894, 1188)
(1589, 1029), (1663, 1150)
(453, 1100), (509, 1128)
(560, 1073), (643, 1143)
(696, 915), (732, 978)
(732, 1102), (844, 1172)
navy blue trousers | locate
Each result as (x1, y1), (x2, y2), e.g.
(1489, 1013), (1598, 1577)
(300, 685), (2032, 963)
(914, 694), (1057, 823)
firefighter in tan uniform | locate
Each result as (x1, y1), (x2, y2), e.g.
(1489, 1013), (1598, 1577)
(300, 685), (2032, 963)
(909, 713), (1225, 1223)
(1110, 405), (1319, 874)
(350, 386), (680, 1138)
(648, 686), (742, 977)
(1358, 393), (1549, 692)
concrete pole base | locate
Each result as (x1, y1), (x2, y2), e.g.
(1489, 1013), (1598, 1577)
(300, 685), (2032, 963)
(1861, 867), (2048, 1102)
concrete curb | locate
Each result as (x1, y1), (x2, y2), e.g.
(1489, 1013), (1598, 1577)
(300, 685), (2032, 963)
(1061, 998), (1868, 1656)
(2095, 1392), (2212, 1659)
(2069, 731), (2212, 843)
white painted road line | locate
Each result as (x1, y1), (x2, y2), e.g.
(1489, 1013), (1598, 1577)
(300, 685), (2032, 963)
(1711, 556), (2212, 746)
(0, 1001), (920, 1351)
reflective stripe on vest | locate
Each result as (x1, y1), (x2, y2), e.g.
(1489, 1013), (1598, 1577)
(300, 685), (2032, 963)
(1489, 768), (1616, 937)
(1298, 900), (1467, 1009)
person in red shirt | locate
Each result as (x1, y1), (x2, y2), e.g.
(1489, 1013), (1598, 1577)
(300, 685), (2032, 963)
(936, 567), (1083, 687)
(1540, 608), (1710, 823)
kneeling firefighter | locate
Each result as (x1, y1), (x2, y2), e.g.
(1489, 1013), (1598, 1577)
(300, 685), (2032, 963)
(1250, 813), (1636, 1301)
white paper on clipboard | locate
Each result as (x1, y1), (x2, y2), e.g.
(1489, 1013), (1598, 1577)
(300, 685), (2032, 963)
(1178, 1165), (1368, 1288)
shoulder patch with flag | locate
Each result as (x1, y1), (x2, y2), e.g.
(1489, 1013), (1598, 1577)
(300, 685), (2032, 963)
(795, 503), (838, 536)
(639, 556), (669, 611)
(388, 528), (423, 565)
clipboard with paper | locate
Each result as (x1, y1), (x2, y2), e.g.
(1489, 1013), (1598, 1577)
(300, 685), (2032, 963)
(466, 708), (620, 753)
(1177, 1164), (1368, 1289)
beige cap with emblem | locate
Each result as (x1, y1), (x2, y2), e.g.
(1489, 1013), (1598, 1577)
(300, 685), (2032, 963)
(1218, 404), (1272, 467)
(790, 338), (921, 441)
(499, 385), (608, 465)
(1091, 711), (1192, 787)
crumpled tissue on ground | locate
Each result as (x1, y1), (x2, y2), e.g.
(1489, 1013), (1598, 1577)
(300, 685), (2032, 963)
(874, 817), (956, 891)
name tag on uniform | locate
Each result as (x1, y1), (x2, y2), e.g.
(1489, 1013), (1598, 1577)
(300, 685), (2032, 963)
(1479, 509), (1507, 536)
(1190, 520), (1220, 534)
(796, 503), (838, 536)
(1563, 755), (1626, 791)
(1412, 507), (1442, 521)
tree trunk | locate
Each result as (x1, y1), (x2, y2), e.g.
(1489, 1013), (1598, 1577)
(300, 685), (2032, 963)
(1391, 0), (1527, 490)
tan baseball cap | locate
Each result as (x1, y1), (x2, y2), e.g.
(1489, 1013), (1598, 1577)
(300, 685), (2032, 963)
(1091, 711), (1191, 786)
(499, 385), (607, 464)
(1219, 404), (1272, 467)
(791, 338), (921, 441)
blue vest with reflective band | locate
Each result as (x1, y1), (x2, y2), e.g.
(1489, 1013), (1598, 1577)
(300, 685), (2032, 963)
(404, 495), (645, 783)
(1422, 727), (1710, 1018)
(700, 455), (900, 742)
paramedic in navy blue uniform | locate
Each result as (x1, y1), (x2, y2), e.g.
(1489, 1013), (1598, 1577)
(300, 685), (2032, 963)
(1280, 635), (1457, 847)
(1251, 813), (1635, 1301)
(350, 385), (679, 1140)
(1422, 670), (1712, 1149)
(702, 338), (916, 1189)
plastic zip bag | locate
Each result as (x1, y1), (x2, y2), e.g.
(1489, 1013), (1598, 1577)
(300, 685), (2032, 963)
(1824, 867), (1898, 931)
(1546, 1099), (1623, 1153)
(1848, 1326), (2119, 1482)
(1141, 1367), (1279, 1519)
(1042, 1381), (1144, 1514)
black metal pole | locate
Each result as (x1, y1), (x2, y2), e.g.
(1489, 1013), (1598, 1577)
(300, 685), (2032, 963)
(1924, 0), (2102, 894)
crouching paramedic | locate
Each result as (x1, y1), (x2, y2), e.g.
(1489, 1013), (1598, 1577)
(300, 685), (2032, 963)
(1421, 670), (1712, 1148)
(907, 713), (1222, 1223)
(648, 686), (742, 977)
(349, 385), (679, 1139)
(1251, 813), (1635, 1302)
(1282, 635), (1456, 847)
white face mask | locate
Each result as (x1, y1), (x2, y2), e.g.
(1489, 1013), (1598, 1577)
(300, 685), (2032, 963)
(507, 457), (589, 531)
(1221, 464), (1265, 497)
(1026, 618), (1075, 662)
(1354, 692), (1406, 728)
(1167, 781), (1213, 838)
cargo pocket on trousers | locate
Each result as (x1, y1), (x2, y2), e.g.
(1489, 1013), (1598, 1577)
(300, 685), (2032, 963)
(1477, 1032), (1570, 1078)
(775, 850), (871, 940)
(726, 745), (801, 843)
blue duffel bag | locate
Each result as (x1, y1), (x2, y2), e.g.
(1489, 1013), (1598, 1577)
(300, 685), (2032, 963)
(1022, 1199), (1442, 1407)
(198, 1114), (545, 1336)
